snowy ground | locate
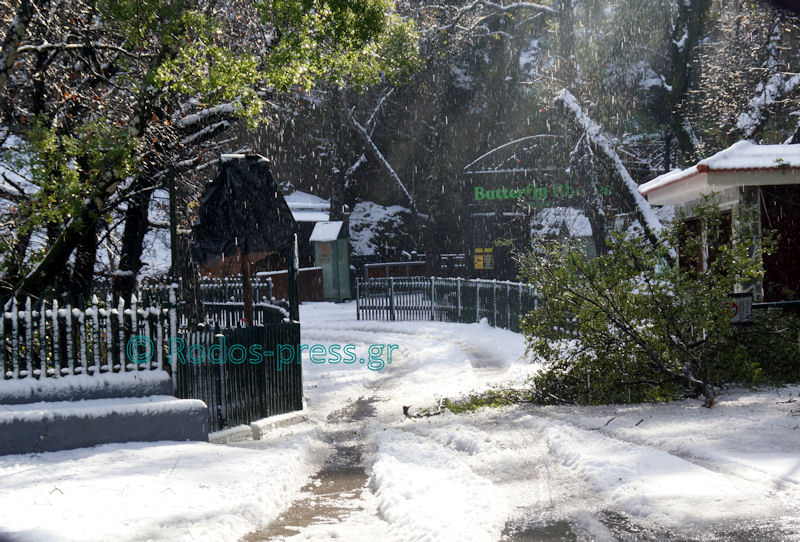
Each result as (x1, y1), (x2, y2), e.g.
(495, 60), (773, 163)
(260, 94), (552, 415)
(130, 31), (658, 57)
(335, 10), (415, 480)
(2, 301), (799, 541)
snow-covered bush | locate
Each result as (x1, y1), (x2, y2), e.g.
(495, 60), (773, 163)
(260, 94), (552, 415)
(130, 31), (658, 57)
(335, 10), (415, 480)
(519, 200), (792, 406)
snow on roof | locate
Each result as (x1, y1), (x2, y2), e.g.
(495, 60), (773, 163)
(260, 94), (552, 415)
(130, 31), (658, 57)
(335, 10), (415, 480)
(285, 190), (329, 207)
(530, 207), (592, 238)
(310, 221), (344, 242)
(640, 141), (800, 195)
(291, 210), (330, 222)
(285, 190), (330, 222)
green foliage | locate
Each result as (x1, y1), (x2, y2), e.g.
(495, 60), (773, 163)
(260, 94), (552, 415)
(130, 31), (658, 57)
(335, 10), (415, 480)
(519, 200), (787, 405)
(11, 118), (136, 236)
(258, 0), (420, 90)
(98, 0), (204, 48)
(155, 45), (263, 120)
(439, 388), (532, 414)
(725, 309), (800, 386)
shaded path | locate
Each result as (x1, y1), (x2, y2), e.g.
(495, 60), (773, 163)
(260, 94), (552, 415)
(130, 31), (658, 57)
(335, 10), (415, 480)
(242, 398), (382, 540)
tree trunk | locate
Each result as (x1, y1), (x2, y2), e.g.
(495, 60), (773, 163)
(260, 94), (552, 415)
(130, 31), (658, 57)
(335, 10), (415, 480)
(177, 232), (203, 331)
(114, 183), (155, 300)
(571, 140), (608, 256)
(0, 226), (32, 300)
(788, 120), (800, 144)
(67, 221), (98, 299)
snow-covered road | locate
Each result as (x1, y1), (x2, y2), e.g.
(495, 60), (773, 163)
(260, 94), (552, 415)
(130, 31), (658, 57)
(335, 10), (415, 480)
(2, 301), (799, 541)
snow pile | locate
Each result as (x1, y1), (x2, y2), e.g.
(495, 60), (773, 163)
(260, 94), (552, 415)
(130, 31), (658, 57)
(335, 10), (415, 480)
(535, 417), (776, 527)
(530, 206), (592, 238)
(539, 386), (800, 508)
(348, 201), (412, 256)
(0, 425), (324, 542)
(369, 427), (507, 541)
(299, 302), (531, 417)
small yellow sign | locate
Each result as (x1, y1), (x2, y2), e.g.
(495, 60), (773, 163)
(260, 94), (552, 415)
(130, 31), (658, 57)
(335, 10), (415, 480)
(473, 248), (494, 270)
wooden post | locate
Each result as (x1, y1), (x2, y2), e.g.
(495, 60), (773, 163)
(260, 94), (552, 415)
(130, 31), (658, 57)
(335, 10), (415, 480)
(356, 279), (360, 321)
(492, 279), (497, 327)
(506, 282), (511, 330)
(239, 248), (253, 325)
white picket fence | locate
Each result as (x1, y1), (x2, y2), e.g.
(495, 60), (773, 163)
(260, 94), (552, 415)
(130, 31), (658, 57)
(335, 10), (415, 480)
(1, 290), (178, 380)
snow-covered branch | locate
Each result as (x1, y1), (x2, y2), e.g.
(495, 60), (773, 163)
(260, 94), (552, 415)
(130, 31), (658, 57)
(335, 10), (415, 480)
(174, 103), (236, 129)
(431, 0), (555, 34)
(555, 89), (666, 244)
(180, 120), (230, 146)
(736, 20), (800, 139)
(348, 109), (417, 214)
(0, 0), (47, 95)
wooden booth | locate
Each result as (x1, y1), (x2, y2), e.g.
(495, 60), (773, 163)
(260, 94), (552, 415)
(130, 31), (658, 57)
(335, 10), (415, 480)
(640, 141), (800, 302)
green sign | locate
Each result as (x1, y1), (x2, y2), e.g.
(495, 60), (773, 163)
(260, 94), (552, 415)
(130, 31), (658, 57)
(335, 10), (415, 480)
(473, 183), (611, 204)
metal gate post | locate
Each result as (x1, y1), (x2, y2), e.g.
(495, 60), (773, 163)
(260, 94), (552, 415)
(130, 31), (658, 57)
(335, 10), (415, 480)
(476, 280), (481, 323)
(430, 278), (436, 321)
(492, 279), (497, 327)
(457, 277), (462, 321)
(389, 277), (396, 321)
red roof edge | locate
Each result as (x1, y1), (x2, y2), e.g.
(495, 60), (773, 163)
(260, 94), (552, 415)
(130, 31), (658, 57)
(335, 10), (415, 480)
(640, 168), (704, 195)
(641, 164), (800, 195)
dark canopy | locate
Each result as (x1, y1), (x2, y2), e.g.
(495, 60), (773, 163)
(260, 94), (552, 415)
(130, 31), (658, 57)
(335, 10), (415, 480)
(191, 154), (298, 267)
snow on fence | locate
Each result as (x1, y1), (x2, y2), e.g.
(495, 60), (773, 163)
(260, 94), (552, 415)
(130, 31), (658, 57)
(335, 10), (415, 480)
(2, 285), (303, 431)
(2, 289), (178, 381)
(356, 277), (538, 332)
(198, 276), (274, 303)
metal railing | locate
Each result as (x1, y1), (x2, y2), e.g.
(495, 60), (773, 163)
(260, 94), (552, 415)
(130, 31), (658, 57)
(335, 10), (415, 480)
(174, 322), (301, 432)
(356, 277), (537, 332)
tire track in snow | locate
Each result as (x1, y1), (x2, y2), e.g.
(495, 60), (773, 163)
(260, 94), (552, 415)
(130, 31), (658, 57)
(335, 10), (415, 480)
(535, 409), (800, 513)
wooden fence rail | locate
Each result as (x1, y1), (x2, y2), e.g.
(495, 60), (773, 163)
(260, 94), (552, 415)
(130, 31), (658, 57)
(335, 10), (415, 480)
(356, 277), (538, 332)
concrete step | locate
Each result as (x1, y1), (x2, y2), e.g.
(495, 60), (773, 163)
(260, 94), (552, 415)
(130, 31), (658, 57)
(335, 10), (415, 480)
(0, 371), (173, 405)
(0, 395), (209, 455)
